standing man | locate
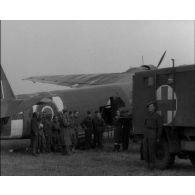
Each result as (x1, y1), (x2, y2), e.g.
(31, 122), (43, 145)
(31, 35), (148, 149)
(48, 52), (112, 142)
(69, 111), (77, 152)
(113, 110), (122, 151)
(37, 113), (46, 153)
(43, 115), (52, 153)
(143, 102), (163, 170)
(73, 110), (80, 148)
(81, 111), (93, 149)
(121, 111), (132, 151)
(93, 111), (105, 148)
(59, 109), (72, 155)
(31, 112), (39, 156)
(52, 115), (61, 152)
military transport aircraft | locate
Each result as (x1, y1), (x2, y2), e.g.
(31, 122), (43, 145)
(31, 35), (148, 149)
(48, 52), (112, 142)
(0, 64), (156, 140)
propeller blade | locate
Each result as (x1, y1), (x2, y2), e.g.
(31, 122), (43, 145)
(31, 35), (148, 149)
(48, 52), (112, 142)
(157, 50), (166, 68)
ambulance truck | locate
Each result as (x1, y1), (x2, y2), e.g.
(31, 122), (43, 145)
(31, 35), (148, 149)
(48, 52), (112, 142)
(133, 64), (195, 168)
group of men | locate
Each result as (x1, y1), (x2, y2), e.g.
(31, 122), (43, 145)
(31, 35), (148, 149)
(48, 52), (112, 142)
(30, 109), (109, 156)
(30, 109), (80, 156)
(31, 102), (162, 170)
(30, 108), (132, 156)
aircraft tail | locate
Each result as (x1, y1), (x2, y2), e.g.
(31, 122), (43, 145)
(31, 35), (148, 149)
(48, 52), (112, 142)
(0, 65), (15, 99)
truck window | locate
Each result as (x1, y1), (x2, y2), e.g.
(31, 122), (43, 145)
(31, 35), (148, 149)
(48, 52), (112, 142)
(144, 77), (154, 87)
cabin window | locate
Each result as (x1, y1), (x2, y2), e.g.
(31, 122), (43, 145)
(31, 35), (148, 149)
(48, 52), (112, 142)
(144, 77), (154, 87)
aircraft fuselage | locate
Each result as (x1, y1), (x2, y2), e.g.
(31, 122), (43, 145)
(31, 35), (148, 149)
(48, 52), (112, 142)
(1, 83), (131, 139)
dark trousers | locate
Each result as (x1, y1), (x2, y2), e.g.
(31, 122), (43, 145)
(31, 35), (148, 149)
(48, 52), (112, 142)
(62, 145), (70, 155)
(122, 127), (130, 151)
(70, 131), (78, 149)
(85, 129), (92, 149)
(52, 133), (61, 151)
(38, 134), (46, 153)
(94, 131), (103, 148)
(143, 136), (156, 168)
(45, 135), (52, 152)
(31, 135), (38, 154)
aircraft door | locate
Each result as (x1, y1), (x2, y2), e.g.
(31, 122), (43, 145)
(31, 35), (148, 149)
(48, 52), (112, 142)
(100, 96), (125, 125)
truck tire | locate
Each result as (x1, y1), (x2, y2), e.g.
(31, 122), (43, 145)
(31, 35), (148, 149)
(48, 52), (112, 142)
(189, 154), (195, 167)
(168, 154), (175, 167)
(155, 139), (172, 169)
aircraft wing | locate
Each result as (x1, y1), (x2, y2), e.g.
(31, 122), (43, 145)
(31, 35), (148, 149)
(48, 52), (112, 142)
(1, 92), (52, 118)
(24, 73), (133, 87)
(23, 65), (157, 87)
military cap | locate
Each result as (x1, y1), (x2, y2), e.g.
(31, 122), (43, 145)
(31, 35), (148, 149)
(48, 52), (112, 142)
(62, 108), (68, 113)
(146, 101), (156, 108)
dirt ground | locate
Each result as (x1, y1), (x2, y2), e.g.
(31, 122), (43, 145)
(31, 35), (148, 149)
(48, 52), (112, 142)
(0, 139), (194, 176)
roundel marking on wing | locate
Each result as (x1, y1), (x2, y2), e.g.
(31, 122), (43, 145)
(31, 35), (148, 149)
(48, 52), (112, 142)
(41, 105), (54, 119)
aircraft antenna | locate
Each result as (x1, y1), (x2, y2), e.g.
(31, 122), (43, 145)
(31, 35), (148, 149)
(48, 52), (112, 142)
(142, 56), (144, 65)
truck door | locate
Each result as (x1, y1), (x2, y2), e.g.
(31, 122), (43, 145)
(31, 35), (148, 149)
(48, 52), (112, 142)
(133, 73), (155, 135)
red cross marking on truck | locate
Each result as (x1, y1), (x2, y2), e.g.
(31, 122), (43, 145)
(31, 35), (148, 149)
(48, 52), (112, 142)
(156, 85), (177, 125)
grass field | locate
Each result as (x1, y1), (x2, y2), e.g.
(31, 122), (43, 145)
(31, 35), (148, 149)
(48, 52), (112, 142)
(1, 139), (195, 176)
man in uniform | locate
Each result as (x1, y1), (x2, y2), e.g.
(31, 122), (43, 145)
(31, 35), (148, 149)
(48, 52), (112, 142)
(121, 110), (132, 151)
(52, 115), (61, 152)
(31, 112), (39, 156)
(73, 110), (80, 148)
(113, 110), (122, 151)
(37, 113), (46, 153)
(69, 111), (77, 152)
(59, 109), (72, 155)
(81, 111), (93, 149)
(43, 115), (52, 153)
(143, 101), (163, 169)
(93, 111), (105, 148)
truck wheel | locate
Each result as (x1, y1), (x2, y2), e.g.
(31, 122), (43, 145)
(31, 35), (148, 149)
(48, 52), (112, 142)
(189, 154), (195, 167)
(155, 139), (172, 169)
(168, 154), (175, 167)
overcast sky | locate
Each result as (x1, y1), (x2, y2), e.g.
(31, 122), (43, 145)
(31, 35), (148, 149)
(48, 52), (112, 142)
(1, 20), (194, 95)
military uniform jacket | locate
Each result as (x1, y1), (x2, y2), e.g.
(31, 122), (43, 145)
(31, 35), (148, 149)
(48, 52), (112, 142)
(74, 117), (81, 133)
(43, 120), (52, 136)
(144, 112), (163, 140)
(52, 122), (60, 135)
(31, 117), (39, 136)
(93, 117), (105, 133)
(60, 114), (71, 146)
(69, 116), (76, 135)
(113, 116), (122, 143)
(81, 117), (93, 130)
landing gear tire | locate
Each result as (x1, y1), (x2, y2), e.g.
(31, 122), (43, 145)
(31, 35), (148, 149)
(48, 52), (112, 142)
(189, 154), (195, 168)
(155, 139), (173, 169)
